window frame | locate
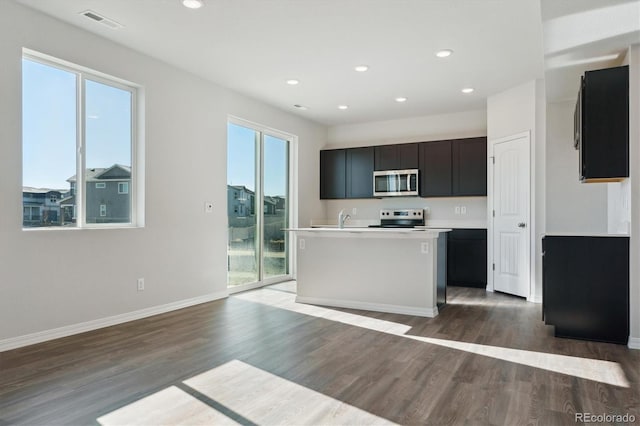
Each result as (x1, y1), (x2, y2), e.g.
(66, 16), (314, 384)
(22, 49), (142, 230)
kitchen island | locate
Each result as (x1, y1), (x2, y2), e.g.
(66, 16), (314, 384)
(287, 227), (450, 317)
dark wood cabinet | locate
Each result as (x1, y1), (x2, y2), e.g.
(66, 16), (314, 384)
(346, 147), (374, 198)
(320, 147), (374, 199)
(320, 149), (346, 199)
(447, 229), (487, 288)
(452, 137), (487, 196)
(374, 143), (418, 170)
(419, 140), (452, 197)
(419, 137), (486, 197)
(577, 65), (629, 182)
(542, 236), (629, 344)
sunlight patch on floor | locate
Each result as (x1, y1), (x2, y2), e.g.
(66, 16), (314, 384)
(241, 286), (630, 388)
(97, 385), (240, 426)
(235, 286), (412, 335)
(184, 360), (397, 426)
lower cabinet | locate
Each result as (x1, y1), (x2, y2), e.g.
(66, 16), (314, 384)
(542, 236), (629, 344)
(447, 229), (487, 288)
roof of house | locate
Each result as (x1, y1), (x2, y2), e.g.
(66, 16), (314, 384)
(67, 164), (131, 182)
(22, 187), (64, 194)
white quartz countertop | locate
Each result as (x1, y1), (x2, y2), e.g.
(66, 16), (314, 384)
(310, 219), (487, 229)
(285, 227), (451, 237)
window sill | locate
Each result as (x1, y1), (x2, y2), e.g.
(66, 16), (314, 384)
(22, 224), (143, 232)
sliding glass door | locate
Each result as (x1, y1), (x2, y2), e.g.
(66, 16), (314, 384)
(227, 120), (291, 290)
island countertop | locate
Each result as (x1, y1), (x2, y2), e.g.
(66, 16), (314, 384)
(285, 227), (451, 238)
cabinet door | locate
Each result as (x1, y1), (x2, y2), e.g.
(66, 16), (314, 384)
(374, 143), (419, 170)
(447, 229), (487, 287)
(542, 236), (629, 344)
(374, 145), (398, 171)
(398, 143), (419, 169)
(419, 140), (452, 197)
(581, 66), (629, 181)
(320, 149), (346, 199)
(346, 147), (374, 198)
(452, 137), (487, 196)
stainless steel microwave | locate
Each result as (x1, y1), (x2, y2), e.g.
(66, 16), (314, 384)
(373, 169), (419, 197)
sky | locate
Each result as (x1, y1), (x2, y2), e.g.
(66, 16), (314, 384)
(227, 122), (288, 197)
(22, 58), (131, 190)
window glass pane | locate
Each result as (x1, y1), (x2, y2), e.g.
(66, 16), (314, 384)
(84, 79), (132, 224)
(227, 123), (258, 287)
(263, 135), (288, 278)
(22, 59), (77, 227)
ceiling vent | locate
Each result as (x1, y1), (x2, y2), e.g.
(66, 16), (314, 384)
(80, 10), (123, 29)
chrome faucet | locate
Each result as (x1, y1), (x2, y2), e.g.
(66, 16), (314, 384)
(338, 209), (351, 229)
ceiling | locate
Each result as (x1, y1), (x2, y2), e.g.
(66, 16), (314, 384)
(541, 0), (640, 102)
(17, 0), (549, 126)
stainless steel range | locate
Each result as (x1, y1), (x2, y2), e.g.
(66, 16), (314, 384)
(369, 208), (424, 228)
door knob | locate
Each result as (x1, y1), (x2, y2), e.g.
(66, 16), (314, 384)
(518, 222), (526, 228)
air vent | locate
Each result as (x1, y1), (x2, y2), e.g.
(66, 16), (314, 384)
(80, 10), (123, 29)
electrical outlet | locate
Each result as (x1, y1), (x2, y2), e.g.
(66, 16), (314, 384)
(137, 278), (145, 291)
(454, 206), (461, 215)
(421, 242), (429, 254)
(299, 239), (305, 250)
(461, 206), (467, 215)
(352, 207), (357, 215)
(204, 202), (214, 213)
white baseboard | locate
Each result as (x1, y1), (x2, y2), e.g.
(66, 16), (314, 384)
(528, 295), (542, 303)
(628, 337), (640, 350)
(0, 291), (228, 352)
(295, 296), (438, 318)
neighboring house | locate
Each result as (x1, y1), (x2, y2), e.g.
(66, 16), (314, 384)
(22, 187), (64, 227)
(63, 164), (131, 224)
(227, 185), (255, 219)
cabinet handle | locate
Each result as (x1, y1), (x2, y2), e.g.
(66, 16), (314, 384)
(518, 222), (526, 228)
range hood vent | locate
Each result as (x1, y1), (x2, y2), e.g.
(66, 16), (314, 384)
(80, 10), (123, 29)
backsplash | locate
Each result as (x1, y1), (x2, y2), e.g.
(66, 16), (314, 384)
(320, 197), (487, 225)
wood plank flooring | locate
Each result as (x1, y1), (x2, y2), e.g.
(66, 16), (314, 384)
(1, 283), (638, 425)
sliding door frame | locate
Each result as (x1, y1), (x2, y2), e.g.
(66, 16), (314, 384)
(227, 116), (298, 294)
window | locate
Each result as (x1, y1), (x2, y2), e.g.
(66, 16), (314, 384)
(22, 50), (140, 228)
(118, 182), (129, 194)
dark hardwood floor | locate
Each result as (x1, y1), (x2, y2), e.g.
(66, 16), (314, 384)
(1, 283), (638, 425)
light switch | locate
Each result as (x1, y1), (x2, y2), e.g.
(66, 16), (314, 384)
(299, 239), (305, 250)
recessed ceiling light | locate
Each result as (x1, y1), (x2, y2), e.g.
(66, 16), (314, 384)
(182, 0), (204, 9)
(435, 49), (453, 58)
(354, 65), (369, 72)
(286, 79), (300, 85)
(461, 87), (474, 94)
(293, 104), (308, 110)
(395, 97), (408, 103)
(338, 105), (349, 110)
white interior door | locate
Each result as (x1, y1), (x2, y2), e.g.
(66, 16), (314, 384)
(492, 133), (530, 298)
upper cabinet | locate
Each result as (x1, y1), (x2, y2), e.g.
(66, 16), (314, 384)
(419, 137), (487, 197)
(346, 147), (374, 198)
(320, 149), (346, 199)
(320, 147), (374, 199)
(452, 137), (487, 196)
(320, 137), (486, 200)
(576, 65), (629, 182)
(374, 143), (419, 170)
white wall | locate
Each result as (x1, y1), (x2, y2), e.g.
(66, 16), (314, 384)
(0, 2), (326, 347)
(545, 101), (608, 232)
(320, 110), (488, 225)
(487, 80), (545, 302)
